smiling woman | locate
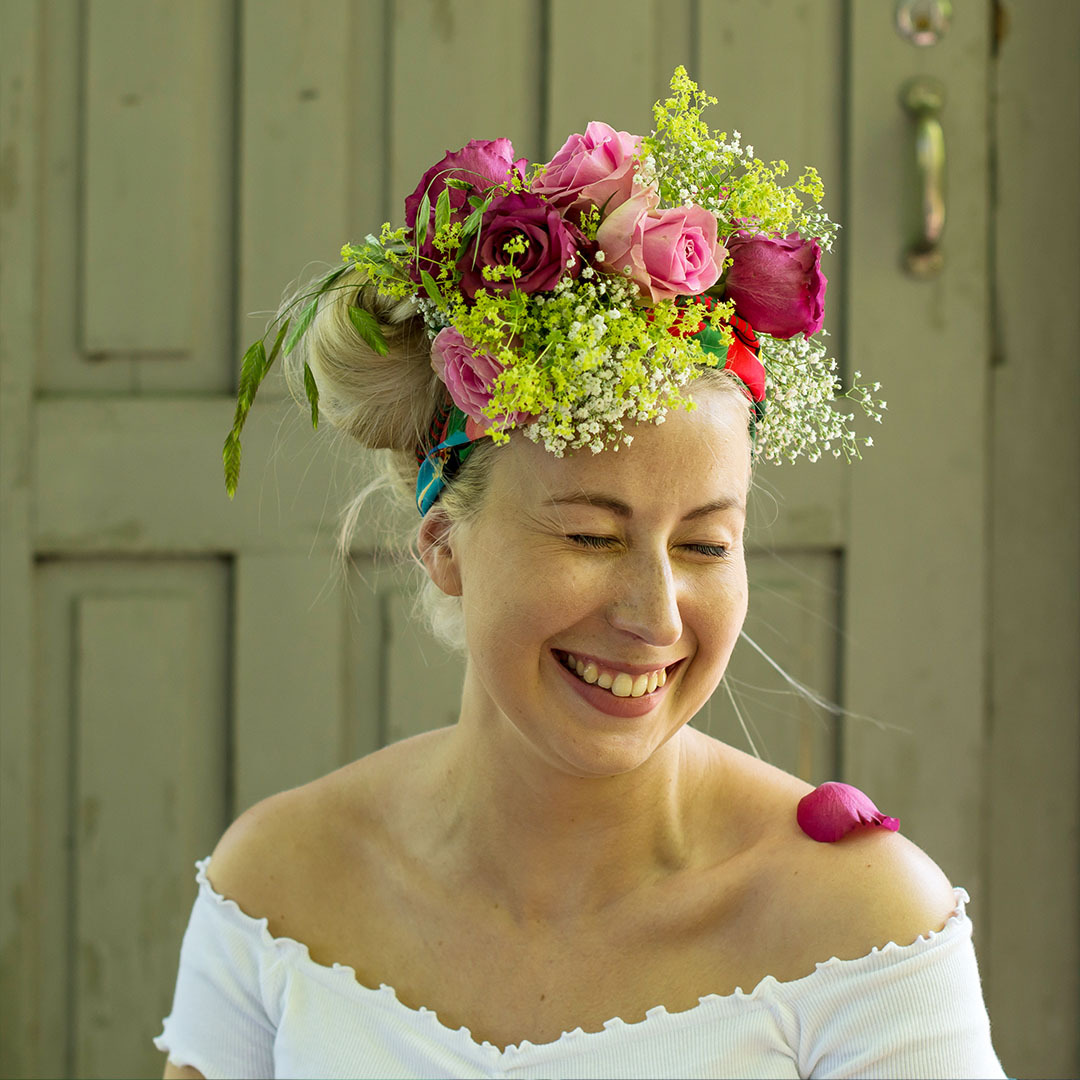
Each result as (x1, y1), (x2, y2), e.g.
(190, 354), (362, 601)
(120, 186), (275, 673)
(158, 72), (1004, 1079)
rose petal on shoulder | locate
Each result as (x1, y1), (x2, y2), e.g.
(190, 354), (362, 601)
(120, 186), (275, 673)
(796, 781), (900, 842)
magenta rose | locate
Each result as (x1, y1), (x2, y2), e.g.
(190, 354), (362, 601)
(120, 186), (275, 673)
(404, 139), (527, 281)
(430, 327), (534, 431)
(457, 191), (583, 299)
(722, 232), (827, 339)
(596, 192), (724, 304)
(532, 121), (642, 220)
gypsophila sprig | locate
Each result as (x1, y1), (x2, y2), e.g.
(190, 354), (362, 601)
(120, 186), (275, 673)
(755, 334), (884, 463)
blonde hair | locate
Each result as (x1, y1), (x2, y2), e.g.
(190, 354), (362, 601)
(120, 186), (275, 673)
(282, 271), (752, 651)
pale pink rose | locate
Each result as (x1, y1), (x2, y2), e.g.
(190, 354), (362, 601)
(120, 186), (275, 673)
(532, 121), (642, 219)
(594, 187), (660, 291)
(430, 328), (534, 431)
(597, 193), (724, 304)
(639, 204), (725, 302)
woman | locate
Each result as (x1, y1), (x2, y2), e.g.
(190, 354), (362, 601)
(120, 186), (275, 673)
(158, 71), (1004, 1078)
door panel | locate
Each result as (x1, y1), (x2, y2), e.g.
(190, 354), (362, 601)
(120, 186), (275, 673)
(34, 560), (228, 1078)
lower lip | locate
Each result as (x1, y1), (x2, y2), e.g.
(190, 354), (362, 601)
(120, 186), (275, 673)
(551, 651), (678, 718)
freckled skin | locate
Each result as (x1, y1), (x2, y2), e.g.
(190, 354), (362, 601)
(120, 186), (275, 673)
(425, 385), (752, 782)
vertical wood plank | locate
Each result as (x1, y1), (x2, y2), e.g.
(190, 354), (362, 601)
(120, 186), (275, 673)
(844, 0), (990, 890)
(238, 0), (385, 360)
(695, 0), (846, 354)
(345, 555), (394, 761)
(546, 0), (692, 154)
(987, 3), (1080, 1073)
(388, 0), (543, 209)
(81, 0), (234, 387)
(0, 3), (42, 1074)
(233, 553), (347, 811)
(383, 563), (467, 744)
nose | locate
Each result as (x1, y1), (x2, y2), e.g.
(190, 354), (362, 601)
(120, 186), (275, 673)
(605, 547), (683, 647)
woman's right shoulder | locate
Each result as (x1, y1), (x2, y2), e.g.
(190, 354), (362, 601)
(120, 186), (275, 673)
(204, 730), (447, 925)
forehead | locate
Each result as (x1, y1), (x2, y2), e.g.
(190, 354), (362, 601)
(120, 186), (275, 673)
(489, 386), (751, 514)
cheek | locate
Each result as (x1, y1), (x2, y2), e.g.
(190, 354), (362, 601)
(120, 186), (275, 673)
(690, 568), (748, 651)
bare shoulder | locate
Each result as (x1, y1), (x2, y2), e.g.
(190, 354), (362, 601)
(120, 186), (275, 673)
(203, 780), (334, 924)
(204, 731), (444, 929)
(781, 809), (959, 967)
(708, 746), (958, 971)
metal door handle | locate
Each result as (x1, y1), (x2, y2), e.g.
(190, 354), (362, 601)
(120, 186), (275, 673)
(900, 76), (945, 277)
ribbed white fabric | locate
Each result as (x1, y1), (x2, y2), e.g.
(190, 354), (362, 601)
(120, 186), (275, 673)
(154, 857), (1006, 1079)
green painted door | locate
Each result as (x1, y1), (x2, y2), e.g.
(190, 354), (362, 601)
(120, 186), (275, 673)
(2, 2), (1075, 1077)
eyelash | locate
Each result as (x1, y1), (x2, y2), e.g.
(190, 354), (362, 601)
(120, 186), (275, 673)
(567, 534), (729, 559)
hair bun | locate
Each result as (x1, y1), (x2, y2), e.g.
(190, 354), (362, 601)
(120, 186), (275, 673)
(283, 268), (446, 453)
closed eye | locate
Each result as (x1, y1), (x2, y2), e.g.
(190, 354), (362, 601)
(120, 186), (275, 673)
(567, 535), (729, 559)
(686, 544), (729, 559)
(568, 534), (617, 549)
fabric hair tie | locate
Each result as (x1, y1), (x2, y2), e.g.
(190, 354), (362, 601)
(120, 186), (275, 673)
(415, 400), (475, 515)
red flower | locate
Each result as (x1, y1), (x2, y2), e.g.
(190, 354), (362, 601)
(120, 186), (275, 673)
(723, 313), (766, 403)
(680, 298), (767, 405)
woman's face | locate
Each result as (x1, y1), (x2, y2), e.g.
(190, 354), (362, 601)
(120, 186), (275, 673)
(442, 384), (751, 778)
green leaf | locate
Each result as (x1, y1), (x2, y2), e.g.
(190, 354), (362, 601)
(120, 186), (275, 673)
(266, 317), (290, 368)
(435, 188), (451, 235)
(236, 339), (267, 413)
(460, 206), (484, 240)
(303, 362), (319, 429)
(420, 270), (443, 306)
(223, 433), (241, 499)
(348, 305), (389, 356)
(416, 192), (431, 246)
(284, 299), (318, 355)
(317, 265), (348, 294)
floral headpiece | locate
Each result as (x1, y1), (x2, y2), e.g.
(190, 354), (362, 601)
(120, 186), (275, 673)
(224, 68), (884, 512)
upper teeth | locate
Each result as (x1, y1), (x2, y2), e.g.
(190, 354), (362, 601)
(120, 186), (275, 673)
(563, 654), (668, 698)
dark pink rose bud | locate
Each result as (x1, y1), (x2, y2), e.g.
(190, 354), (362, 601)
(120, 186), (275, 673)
(723, 232), (828, 339)
(404, 139), (527, 283)
(797, 781), (900, 843)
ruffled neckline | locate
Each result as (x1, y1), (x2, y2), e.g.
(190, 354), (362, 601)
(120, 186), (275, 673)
(193, 855), (970, 1059)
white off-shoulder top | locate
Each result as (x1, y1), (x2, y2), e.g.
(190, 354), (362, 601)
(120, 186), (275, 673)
(154, 857), (1006, 1079)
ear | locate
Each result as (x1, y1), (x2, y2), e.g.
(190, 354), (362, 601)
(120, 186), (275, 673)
(417, 508), (463, 597)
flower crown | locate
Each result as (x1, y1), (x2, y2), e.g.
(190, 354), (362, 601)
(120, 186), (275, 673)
(223, 68), (884, 511)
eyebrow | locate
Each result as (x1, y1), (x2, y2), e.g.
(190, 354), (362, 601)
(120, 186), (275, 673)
(542, 492), (745, 521)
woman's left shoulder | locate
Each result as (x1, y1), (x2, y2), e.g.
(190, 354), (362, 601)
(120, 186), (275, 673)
(780, 787), (961, 964)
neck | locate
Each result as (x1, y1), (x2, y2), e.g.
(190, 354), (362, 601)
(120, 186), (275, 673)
(422, 699), (721, 925)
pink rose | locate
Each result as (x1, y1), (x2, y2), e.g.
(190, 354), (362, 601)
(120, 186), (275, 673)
(430, 328), (534, 431)
(532, 121), (642, 220)
(597, 193), (725, 304)
(404, 139), (527, 282)
(723, 232), (828, 339)
(457, 192), (583, 299)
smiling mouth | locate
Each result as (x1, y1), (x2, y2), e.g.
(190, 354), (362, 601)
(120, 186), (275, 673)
(554, 650), (677, 699)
